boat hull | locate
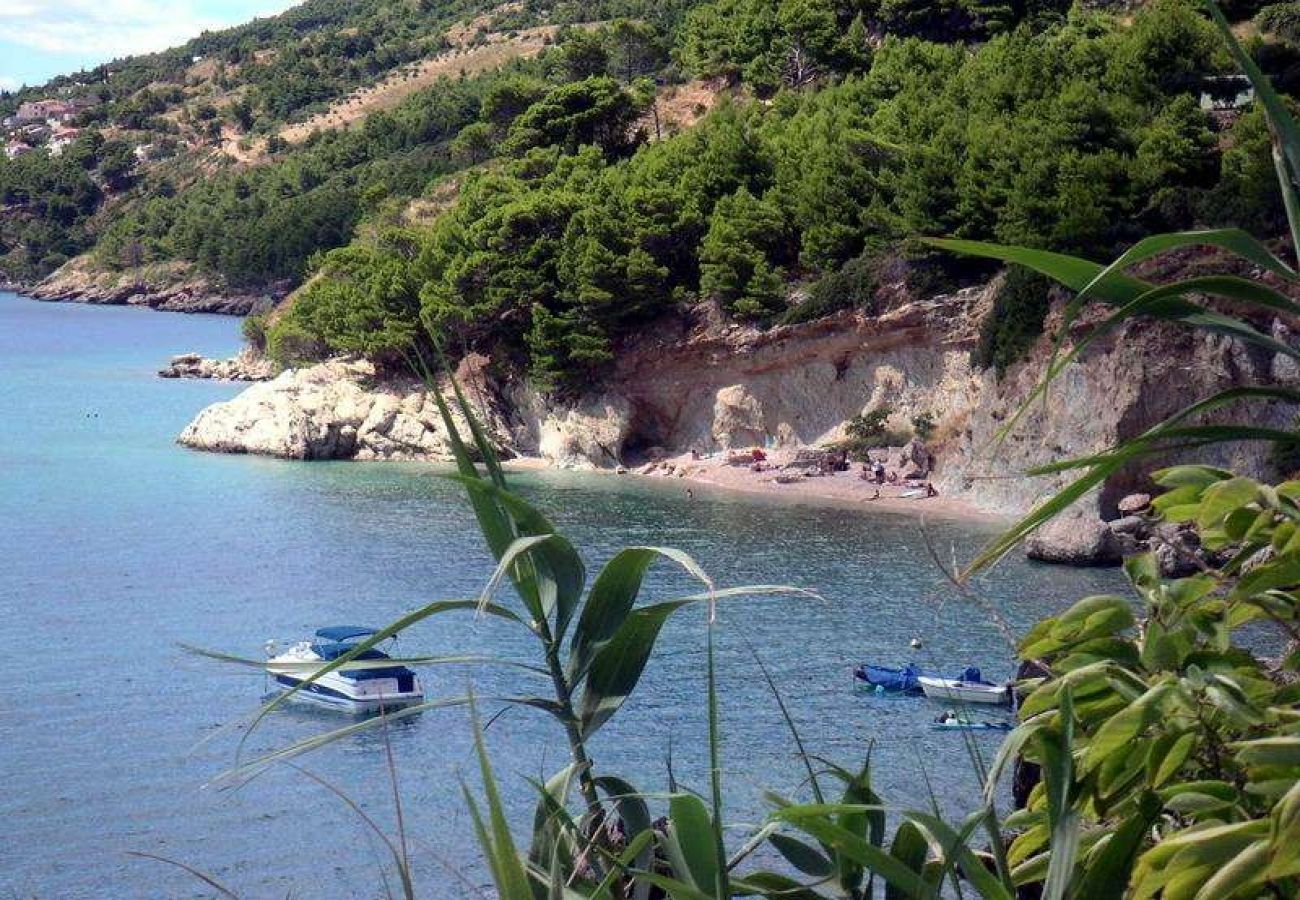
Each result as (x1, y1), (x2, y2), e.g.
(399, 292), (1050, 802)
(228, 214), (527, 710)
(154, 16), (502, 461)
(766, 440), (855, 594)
(917, 676), (1009, 705)
(273, 673), (424, 712)
(931, 721), (1013, 731)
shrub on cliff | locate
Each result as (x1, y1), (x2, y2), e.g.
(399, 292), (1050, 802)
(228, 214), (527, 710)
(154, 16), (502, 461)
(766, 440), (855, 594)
(973, 266), (1054, 376)
(1258, 1), (1300, 40)
(778, 252), (878, 325)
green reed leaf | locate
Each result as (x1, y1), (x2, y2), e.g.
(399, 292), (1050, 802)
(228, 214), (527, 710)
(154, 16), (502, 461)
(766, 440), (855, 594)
(568, 546), (710, 682)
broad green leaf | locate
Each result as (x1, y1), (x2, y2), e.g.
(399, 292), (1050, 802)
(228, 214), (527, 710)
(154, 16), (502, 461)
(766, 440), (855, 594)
(1151, 731), (1197, 787)
(576, 585), (806, 736)
(1235, 736), (1300, 768)
(902, 811), (1013, 900)
(1197, 478), (1262, 531)
(730, 872), (824, 900)
(452, 476), (586, 630)
(769, 833), (833, 877)
(568, 547), (710, 681)
(772, 808), (936, 900)
(594, 775), (652, 839)
(887, 820), (931, 900)
(1073, 791), (1161, 899)
(1153, 465), (1234, 489)
(1084, 682), (1173, 774)
(924, 238), (1149, 299)
(578, 599), (691, 736)
(664, 794), (720, 891)
(1193, 840), (1271, 900)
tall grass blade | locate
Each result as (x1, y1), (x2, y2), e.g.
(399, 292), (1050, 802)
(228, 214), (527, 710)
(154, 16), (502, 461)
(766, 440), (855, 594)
(705, 624), (729, 898)
(125, 851), (241, 898)
(1204, 0), (1300, 213)
(1041, 688), (1079, 900)
(467, 693), (533, 899)
(287, 764), (415, 900)
(747, 641), (825, 805)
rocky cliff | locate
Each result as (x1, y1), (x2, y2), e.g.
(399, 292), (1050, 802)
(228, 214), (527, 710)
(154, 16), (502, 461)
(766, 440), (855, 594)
(22, 255), (282, 315)
(175, 279), (1300, 520)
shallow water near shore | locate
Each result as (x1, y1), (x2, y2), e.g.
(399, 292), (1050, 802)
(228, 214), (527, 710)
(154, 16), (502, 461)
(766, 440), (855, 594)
(0, 290), (1125, 898)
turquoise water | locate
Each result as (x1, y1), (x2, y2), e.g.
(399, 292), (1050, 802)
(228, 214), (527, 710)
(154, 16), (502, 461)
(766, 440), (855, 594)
(0, 291), (1125, 898)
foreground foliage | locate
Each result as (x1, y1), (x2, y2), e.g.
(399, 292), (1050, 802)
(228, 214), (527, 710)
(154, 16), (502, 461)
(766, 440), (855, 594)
(996, 467), (1300, 898)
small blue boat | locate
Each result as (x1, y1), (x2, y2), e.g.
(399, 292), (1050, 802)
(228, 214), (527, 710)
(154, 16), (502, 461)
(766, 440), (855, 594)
(854, 663), (991, 696)
(854, 663), (925, 694)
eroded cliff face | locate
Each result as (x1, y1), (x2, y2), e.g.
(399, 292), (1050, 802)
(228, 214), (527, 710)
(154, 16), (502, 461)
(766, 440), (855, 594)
(175, 280), (1299, 517)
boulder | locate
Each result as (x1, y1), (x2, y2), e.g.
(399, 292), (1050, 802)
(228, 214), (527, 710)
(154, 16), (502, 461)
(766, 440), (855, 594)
(1117, 493), (1152, 515)
(1108, 514), (1147, 535)
(711, 384), (766, 449)
(1025, 510), (1121, 566)
(887, 439), (932, 480)
(784, 448), (830, 473)
(158, 348), (275, 381)
(536, 394), (631, 469)
(1150, 522), (1203, 577)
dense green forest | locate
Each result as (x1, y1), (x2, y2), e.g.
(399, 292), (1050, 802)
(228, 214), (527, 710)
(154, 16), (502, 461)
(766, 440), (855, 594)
(274, 0), (1293, 391)
(4, 0), (1298, 393)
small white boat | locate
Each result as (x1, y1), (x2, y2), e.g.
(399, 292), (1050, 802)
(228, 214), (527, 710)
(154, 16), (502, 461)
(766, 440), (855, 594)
(917, 675), (1010, 705)
(266, 626), (424, 712)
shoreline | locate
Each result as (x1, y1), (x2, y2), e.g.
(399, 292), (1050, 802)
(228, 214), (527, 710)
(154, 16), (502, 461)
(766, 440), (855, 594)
(2, 277), (275, 316)
(503, 452), (1002, 524)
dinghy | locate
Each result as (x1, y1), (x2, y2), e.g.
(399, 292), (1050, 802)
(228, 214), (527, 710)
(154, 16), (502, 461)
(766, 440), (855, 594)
(917, 669), (1010, 705)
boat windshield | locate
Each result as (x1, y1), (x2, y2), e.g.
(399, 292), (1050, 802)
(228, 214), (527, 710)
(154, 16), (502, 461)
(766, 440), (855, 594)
(311, 641), (391, 661)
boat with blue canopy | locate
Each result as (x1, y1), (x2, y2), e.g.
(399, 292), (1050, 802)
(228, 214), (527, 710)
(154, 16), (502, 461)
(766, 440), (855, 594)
(854, 663), (926, 694)
(265, 626), (424, 712)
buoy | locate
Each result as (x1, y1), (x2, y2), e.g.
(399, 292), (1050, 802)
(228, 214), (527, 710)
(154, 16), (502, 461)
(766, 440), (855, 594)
(909, 637), (922, 649)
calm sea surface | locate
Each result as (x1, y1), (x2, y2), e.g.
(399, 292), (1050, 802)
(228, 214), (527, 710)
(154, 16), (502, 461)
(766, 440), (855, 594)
(0, 290), (1125, 898)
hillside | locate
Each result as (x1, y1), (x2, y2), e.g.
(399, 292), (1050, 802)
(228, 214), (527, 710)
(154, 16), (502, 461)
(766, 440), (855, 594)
(5, 0), (1300, 383)
(0, 0), (694, 284)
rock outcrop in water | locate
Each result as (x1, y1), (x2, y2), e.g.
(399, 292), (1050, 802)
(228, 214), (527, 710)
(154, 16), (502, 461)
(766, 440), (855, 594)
(179, 359), (500, 460)
(176, 278), (1300, 539)
(159, 349), (275, 381)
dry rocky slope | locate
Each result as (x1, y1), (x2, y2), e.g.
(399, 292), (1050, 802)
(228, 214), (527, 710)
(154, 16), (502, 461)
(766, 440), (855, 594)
(21, 256), (281, 315)
(178, 277), (1300, 532)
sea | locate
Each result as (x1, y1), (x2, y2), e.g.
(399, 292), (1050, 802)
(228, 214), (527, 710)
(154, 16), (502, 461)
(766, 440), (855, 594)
(0, 290), (1125, 898)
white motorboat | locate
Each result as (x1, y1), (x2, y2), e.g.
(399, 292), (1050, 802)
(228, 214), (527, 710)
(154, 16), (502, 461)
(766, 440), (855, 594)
(266, 626), (423, 712)
(917, 674), (1010, 705)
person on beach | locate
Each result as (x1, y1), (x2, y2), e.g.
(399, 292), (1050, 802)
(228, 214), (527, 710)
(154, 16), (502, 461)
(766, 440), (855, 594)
(873, 461), (885, 483)
(686, 488), (694, 500)
(926, 482), (938, 497)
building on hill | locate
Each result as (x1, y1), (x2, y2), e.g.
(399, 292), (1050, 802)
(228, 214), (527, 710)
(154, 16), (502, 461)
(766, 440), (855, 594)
(14, 98), (93, 126)
(49, 127), (81, 156)
(5, 141), (33, 159)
